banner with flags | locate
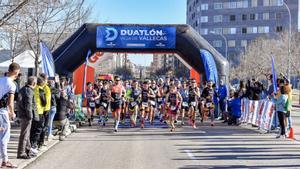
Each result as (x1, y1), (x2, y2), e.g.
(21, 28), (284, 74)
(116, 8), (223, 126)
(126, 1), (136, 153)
(271, 56), (277, 93)
(40, 41), (55, 77)
(82, 49), (92, 99)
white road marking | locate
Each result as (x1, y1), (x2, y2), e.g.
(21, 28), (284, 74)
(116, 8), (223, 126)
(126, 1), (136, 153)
(184, 150), (197, 160)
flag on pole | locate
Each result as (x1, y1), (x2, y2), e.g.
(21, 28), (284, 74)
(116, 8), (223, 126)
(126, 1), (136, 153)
(40, 41), (55, 77)
(271, 56), (277, 93)
(82, 49), (92, 99)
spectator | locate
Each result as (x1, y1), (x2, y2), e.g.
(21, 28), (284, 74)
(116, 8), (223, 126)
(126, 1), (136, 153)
(0, 63), (20, 168)
(39, 73), (51, 146)
(17, 76), (37, 159)
(273, 85), (288, 139)
(54, 77), (70, 141)
(31, 76), (50, 152)
(218, 80), (228, 121)
(47, 75), (60, 141)
(237, 80), (246, 98)
(227, 92), (241, 125)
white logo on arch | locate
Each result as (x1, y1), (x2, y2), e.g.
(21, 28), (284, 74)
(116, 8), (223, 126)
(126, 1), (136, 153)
(105, 27), (118, 41)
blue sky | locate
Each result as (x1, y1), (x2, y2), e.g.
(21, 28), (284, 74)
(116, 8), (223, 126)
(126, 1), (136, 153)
(87, 0), (187, 66)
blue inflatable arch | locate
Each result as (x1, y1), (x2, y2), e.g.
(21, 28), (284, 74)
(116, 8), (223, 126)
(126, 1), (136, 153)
(53, 24), (229, 84)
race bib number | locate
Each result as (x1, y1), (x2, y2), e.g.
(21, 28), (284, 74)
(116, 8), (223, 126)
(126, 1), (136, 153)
(171, 106), (177, 111)
(150, 100), (156, 106)
(191, 102), (196, 107)
(131, 102), (137, 107)
(101, 102), (107, 108)
(157, 98), (162, 102)
(182, 102), (188, 107)
(95, 100), (100, 104)
(89, 102), (95, 107)
(142, 102), (148, 107)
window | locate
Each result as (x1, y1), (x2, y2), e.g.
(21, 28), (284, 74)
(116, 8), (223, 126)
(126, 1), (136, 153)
(200, 28), (208, 35)
(264, 26), (270, 33)
(237, 1), (243, 8)
(242, 0), (249, 8)
(229, 2), (237, 9)
(224, 2), (230, 9)
(197, 6), (201, 12)
(276, 26), (283, 32)
(276, 13), (281, 20)
(250, 13), (258, 20)
(228, 40), (236, 47)
(213, 28), (223, 34)
(252, 0), (258, 7)
(263, 13), (269, 20)
(242, 27), (247, 34)
(201, 4), (208, 10)
(223, 28), (230, 34)
(247, 27), (257, 33)
(214, 15), (223, 22)
(241, 40), (248, 47)
(270, 0), (282, 6)
(230, 15), (236, 21)
(230, 28), (237, 34)
(213, 40), (222, 47)
(263, 0), (270, 6)
(200, 16), (208, 23)
(242, 14), (247, 20)
(214, 3), (223, 9)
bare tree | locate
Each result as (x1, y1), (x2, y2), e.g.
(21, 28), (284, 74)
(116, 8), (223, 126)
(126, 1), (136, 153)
(232, 32), (300, 82)
(0, 0), (30, 27)
(16, 0), (91, 75)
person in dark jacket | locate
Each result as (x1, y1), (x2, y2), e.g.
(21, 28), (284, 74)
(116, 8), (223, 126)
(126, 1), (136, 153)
(17, 76), (37, 159)
(53, 77), (70, 141)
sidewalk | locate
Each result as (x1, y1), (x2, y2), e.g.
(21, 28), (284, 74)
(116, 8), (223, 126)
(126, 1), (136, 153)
(7, 125), (59, 169)
(7, 122), (77, 169)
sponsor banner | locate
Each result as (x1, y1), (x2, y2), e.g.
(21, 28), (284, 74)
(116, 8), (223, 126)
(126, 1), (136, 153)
(96, 26), (176, 49)
(240, 99), (275, 131)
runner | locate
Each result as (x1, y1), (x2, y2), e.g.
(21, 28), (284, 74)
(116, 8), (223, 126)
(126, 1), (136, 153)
(166, 84), (182, 132)
(157, 78), (165, 122)
(109, 77), (123, 132)
(161, 77), (171, 123)
(201, 80), (216, 126)
(179, 81), (189, 125)
(85, 82), (99, 126)
(95, 81), (102, 121)
(121, 80), (129, 125)
(149, 80), (159, 125)
(140, 81), (155, 128)
(127, 80), (141, 127)
(98, 81), (110, 126)
(188, 79), (200, 128)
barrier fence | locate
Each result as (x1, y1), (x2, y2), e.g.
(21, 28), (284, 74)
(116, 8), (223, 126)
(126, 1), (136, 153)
(240, 98), (275, 131)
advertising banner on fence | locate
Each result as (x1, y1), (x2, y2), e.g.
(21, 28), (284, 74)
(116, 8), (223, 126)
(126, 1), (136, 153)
(96, 26), (176, 49)
(240, 99), (274, 131)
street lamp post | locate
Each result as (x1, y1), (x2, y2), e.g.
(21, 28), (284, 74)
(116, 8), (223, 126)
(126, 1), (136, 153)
(283, 1), (292, 81)
(210, 31), (228, 60)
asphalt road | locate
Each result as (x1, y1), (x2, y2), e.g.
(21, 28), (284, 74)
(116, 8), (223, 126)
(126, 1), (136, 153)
(25, 118), (300, 169)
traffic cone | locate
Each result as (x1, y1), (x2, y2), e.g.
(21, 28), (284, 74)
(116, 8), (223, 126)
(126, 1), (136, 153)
(288, 127), (295, 140)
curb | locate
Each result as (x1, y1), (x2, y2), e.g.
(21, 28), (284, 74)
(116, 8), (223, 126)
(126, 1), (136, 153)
(16, 140), (60, 169)
(14, 124), (77, 169)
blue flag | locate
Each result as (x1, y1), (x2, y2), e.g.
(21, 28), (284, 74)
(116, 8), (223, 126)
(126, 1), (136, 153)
(271, 56), (277, 93)
(200, 49), (219, 86)
(40, 42), (55, 77)
(82, 49), (91, 99)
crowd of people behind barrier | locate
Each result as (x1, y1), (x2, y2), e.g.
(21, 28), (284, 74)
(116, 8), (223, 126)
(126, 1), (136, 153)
(0, 62), (294, 168)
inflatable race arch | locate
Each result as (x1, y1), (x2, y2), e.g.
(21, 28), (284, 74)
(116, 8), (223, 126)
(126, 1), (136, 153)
(53, 23), (229, 84)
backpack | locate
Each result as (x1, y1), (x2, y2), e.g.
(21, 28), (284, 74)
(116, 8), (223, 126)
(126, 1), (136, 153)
(39, 88), (47, 107)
